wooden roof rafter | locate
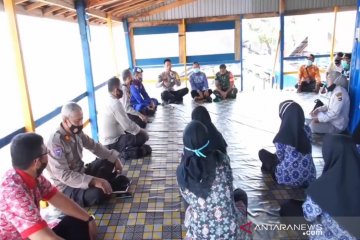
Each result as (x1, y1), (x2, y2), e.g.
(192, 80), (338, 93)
(43, 5), (62, 15)
(109, 0), (151, 15)
(114, 0), (167, 18)
(25, 2), (48, 11)
(132, 0), (197, 20)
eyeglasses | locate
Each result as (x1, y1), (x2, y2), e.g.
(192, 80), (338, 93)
(38, 150), (50, 158)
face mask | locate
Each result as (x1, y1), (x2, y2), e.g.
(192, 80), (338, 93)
(36, 160), (47, 177)
(306, 60), (313, 66)
(342, 60), (349, 70)
(115, 88), (123, 99)
(67, 120), (83, 134)
(193, 68), (200, 74)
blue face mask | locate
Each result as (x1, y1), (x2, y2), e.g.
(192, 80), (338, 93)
(342, 60), (350, 70)
(193, 68), (200, 74)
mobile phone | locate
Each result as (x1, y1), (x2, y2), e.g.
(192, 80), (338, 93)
(112, 184), (130, 194)
(115, 192), (133, 199)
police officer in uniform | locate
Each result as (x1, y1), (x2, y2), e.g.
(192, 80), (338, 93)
(310, 71), (350, 134)
(46, 102), (125, 207)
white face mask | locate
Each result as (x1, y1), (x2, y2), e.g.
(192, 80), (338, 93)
(306, 60), (313, 66)
(193, 68), (200, 73)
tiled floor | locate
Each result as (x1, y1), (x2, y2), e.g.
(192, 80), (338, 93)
(88, 89), (326, 240)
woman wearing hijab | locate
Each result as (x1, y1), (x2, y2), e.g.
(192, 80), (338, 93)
(177, 120), (247, 239)
(191, 106), (227, 154)
(302, 134), (360, 239)
(259, 100), (316, 187)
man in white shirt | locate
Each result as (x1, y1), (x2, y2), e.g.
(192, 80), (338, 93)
(121, 69), (147, 128)
(310, 71), (350, 134)
(98, 77), (151, 160)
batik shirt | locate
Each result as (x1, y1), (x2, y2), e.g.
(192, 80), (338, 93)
(180, 154), (248, 240)
(303, 196), (356, 240)
(189, 72), (209, 91)
(0, 169), (58, 239)
(215, 71), (234, 91)
(274, 126), (316, 187)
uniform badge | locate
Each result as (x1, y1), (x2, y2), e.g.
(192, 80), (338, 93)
(53, 146), (63, 158)
(336, 92), (343, 101)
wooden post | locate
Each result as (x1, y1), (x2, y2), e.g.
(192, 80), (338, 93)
(4, 0), (35, 132)
(179, 19), (187, 86)
(330, 6), (339, 63)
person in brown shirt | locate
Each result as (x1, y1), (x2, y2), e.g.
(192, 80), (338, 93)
(296, 54), (321, 93)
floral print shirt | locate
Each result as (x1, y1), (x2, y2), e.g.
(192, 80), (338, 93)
(274, 126), (316, 187)
(180, 154), (248, 240)
(303, 196), (355, 240)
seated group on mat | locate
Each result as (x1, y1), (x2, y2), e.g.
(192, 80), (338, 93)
(258, 96), (360, 239)
(1, 55), (358, 240)
(157, 58), (238, 104)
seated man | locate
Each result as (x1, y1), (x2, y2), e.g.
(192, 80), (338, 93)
(130, 67), (159, 116)
(47, 102), (125, 207)
(213, 64), (238, 102)
(341, 53), (351, 80)
(326, 52), (343, 76)
(121, 69), (147, 128)
(310, 71), (350, 134)
(189, 61), (212, 103)
(99, 77), (151, 161)
(296, 54), (321, 93)
(0, 133), (97, 240)
(156, 58), (189, 104)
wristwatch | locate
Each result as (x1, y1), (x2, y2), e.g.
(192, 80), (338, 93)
(87, 215), (95, 223)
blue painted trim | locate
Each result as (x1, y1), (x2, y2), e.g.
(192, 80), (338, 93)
(136, 54), (235, 67)
(283, 54), (331, 61)
(279, 12), (285, 90)
(187, 53), (235, 63)
(136, 57), (179, 66)
(0, 127), (25, 149)
(123, 19), (134, 69)
(34, 92), (88, 128)
(187, 21), (235, 32)
(94, 80), (108, 91)
(133, 25), (178, 35)
(75, 0), (98, 142)
(348, 0), (360, 133)
(240, 16), (243, 92)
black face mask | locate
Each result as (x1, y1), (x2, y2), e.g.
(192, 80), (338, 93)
(67, 121), (83, 134)
(116, 88), (123, 99)
(36, 160), (47, 177)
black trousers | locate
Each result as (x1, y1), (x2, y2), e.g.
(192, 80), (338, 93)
(63, 160), (116, 207)
(127, 113), (146, 128)
(258, 149), (279, 181)
(234, 188), (248, 209)
(53, 216), (89, 240)
(213, 87), (238, 99)
(106, 131), (151, 161)
(295, 80), (316, 92)
(190, 89), (213, 100)
(161, 88), (189, 103)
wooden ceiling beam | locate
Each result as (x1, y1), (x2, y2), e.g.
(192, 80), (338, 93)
(98, 0), (138, 11)
(15, 0), (28, 4)
(64, 11), (77, 18)
(43, 5), (62, 15)
(123, 0), (166, 18)
(133, 0), (197, 20)
(88, 0), (129, 9)
(108, 0), (149, 14)
(25, 2), (47, 11)
(53, 8), (68, 15)
(36, 0), (121, 22)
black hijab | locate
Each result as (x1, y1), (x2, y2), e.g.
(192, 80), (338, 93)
(273, 100), (312, 154)
(176, 120), (218, 199)
(352, 121), (360, 144)
(191, 106), (228, 154)
(306, 134), (360, 237)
